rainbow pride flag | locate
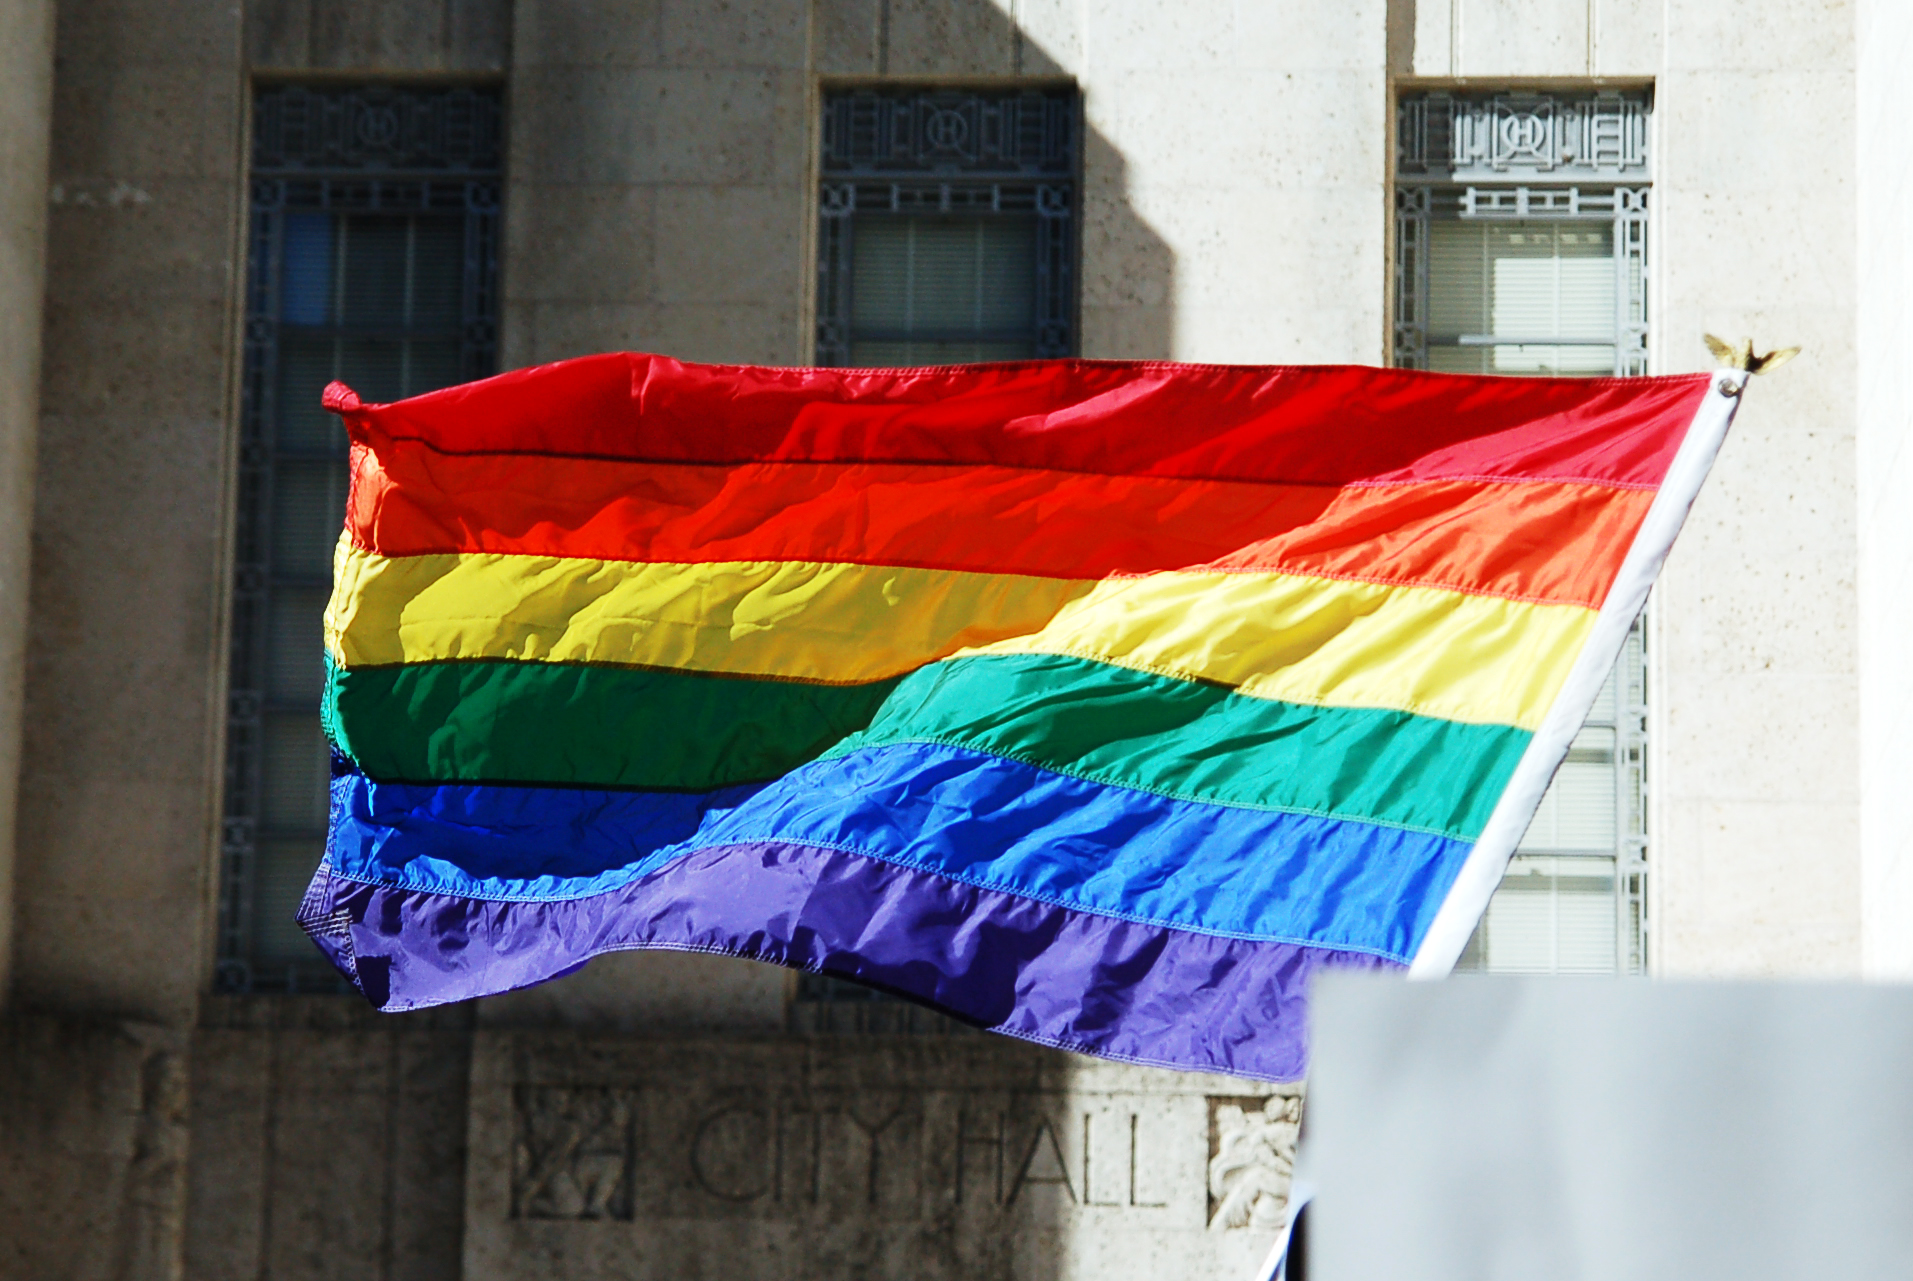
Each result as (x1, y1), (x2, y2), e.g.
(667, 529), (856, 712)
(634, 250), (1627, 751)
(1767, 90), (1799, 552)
(301, 355), (1743, 1079)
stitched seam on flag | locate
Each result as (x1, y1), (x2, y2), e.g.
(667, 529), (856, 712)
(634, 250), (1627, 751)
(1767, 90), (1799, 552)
(328, 651), (902, 688)
(1095, 564), (1606, 610)
(337, 528), (1618, 611)
(360, 430), (1669, 493)
(1005, 643), (1532, 730)
(322, 835), (1423, 963)
(816, 733), (1484, 843)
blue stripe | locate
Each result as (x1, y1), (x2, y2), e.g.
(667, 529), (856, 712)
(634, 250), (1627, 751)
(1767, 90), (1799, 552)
(327, 741), (1474, 960)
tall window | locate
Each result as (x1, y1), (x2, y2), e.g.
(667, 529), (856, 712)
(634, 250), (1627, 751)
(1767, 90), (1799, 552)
(815, 87), (1077, 366)
(1396, 90), (1653, 974)
(218, 84), (502, 993)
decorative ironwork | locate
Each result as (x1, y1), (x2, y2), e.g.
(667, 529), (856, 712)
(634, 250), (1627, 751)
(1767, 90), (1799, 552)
(1395, 92), (1653, 379)
(252, 84), (502, 173)
(1398, 91), (1650, 184)
(218, 85), (502, 995)
(822, 89), (1073, 178)
(816, 88), (1078, 366)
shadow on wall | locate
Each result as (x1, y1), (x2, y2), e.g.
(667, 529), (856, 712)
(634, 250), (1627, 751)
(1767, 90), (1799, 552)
(498, 0), (1177, 368)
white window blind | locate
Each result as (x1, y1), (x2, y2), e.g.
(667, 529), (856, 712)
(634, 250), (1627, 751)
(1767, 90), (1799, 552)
(1426, 220), (1618, 376)
(849, 215), (1038, 366)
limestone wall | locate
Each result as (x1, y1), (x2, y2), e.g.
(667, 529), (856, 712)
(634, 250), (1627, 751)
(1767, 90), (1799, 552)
(464, 1031), (1294, 1281)
(0, 0), (55, 1012)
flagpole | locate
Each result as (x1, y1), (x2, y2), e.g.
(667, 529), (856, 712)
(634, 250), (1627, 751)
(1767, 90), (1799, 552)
(1404, 366), (1752, 978)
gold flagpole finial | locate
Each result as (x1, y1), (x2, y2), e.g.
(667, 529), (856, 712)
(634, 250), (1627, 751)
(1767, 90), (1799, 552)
(1704, 334), (1801, 374)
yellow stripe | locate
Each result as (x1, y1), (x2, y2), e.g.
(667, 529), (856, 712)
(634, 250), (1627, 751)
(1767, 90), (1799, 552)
(326, 540), (1595, 727)
(325, 539), (1096, 684)
(961, 571), (1593, 729)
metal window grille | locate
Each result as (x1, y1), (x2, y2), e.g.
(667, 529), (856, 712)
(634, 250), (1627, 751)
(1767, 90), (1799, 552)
(217, 84), (502, 994)
(1395, 91), (1651, 377)
(815, 87), (1077, 366)
(1402, 92), (1655, 975)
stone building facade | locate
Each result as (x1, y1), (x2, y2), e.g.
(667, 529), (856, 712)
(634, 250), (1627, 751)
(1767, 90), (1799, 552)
(0, 1), (1904, 1278)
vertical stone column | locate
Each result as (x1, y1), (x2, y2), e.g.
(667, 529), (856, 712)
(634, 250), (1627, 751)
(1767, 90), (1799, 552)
(0, 0), (56, 1010)
(1857, 0), (1913, 977)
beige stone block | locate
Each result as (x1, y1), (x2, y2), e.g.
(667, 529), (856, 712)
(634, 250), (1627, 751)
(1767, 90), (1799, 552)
(1593, 0), (1663, 75)
(1095, 70), (1386, 189)
(44, 177), (235, 304)
(1408, 0), (1455, 75)
(49, 59), (241, 182)
(182, 1030), (271, 1281)
(1078, 303), (1176, 361)
(508, 67), (660, 185)
(660, 0), (807, 69)
(1456, 0), (1589, 77)
(1229, 0), (1386, 71)
(1659, 671), (1858, 800)
(652, 70), (807, 186)
(814, 0), (880, 74)
(478, 951), (789, 1032)
(498, 298), (536, 371)
(1172, 299), (1382, 366)
(216, 1025), (472, 1280)
(1657, 69), (1854, 201)
(1663, 0), (1852, 72)
(248, 0), (510, 72)
(1664, 418), (1855, 561)
(881, 0), (1020, 77)
(9, 886), (207, 1024)
(505, 182), (656, 305)
(511, 0), (662, 67)
(1657, 546), (1857, 679)
(0, 1015), (191, 1281)
(1006, 0), (1079, 75)
(646, 301), (804, 365)
(1655, 799), (1861, 977)
(653, 184), (805, 306)
(1078, 197), (1175, 311)
(1115, 183), (1384, 363)
(1088, 0), (1242, 72)
(519, 300), (665, 365)
(69, 0), (240, 66)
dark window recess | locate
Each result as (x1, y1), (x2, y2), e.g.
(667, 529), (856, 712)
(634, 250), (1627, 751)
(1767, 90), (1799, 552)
(816, 87), (1078, 366)
(218, 84), (502, 994)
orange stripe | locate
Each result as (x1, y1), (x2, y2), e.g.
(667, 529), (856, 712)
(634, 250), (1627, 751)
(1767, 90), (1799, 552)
(349, 444), (1652, 608)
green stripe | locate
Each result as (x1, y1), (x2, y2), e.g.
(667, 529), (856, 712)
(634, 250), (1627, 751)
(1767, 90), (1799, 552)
(823, 653), (1528, 840)
(326, 658), (900, 791)
(327, 651), (1526, 840)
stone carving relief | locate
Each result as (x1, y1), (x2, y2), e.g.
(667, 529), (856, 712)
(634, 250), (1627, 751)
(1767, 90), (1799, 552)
(1206, 1095), (1302, 1232)
(512, 1087), (636, 1221)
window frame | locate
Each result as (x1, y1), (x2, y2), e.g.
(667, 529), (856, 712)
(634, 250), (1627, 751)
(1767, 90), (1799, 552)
(814, 85), (1080, 366)
(1393, 89), (1652, 376)
(217, 82), (503, 994)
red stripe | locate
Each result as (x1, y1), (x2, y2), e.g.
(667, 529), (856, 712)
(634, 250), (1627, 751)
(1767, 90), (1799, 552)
(335, 353), (1712, 489)
(349, 444), (1653, 607)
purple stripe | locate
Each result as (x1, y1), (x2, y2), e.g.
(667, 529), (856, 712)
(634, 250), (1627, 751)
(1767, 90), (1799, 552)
(301, 840), (1396, 1080)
